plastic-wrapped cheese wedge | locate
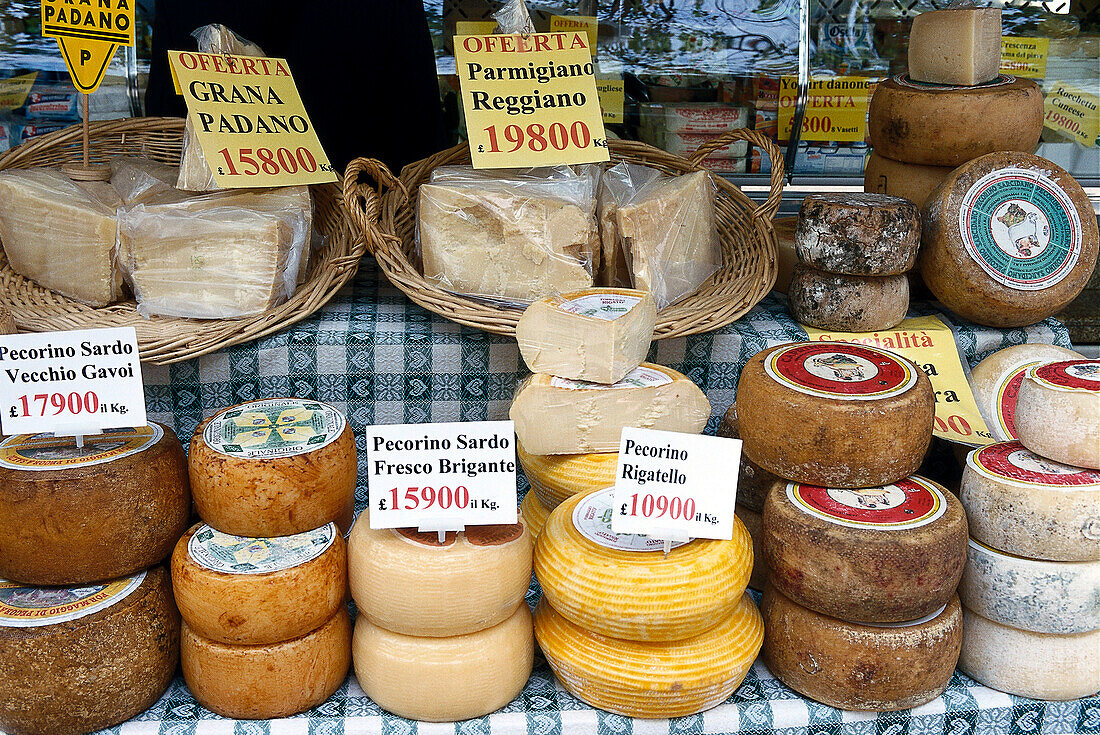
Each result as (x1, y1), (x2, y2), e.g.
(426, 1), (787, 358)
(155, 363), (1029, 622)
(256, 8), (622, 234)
(535, 594), (763, 718)
(510, 364), (710, 455)
(1015, 360), (1100, 469)
(516, 441), (617, 510)
(535, 488), (752, 641)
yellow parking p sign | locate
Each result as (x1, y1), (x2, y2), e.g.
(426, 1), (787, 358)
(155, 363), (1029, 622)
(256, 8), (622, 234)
(41, 0), (136, 93)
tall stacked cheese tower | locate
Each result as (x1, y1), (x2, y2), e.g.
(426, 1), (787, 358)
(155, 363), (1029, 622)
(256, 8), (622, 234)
(176, 399), (357, 719)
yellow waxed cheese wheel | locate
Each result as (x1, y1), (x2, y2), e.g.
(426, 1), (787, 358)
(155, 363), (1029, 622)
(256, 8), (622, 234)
(352, 602), (533, 721)
(517, 440), (618, 509)
(535, 594), (763, 719)
(1014, 360), (1100, 469)
(348, 513), (531, 637)
(520, 492), (551, 543)
(181, 606), (351, 720)
(171, 522), (347, 645)
(535, 488), (752, 641)
(189, 399), (357, 537)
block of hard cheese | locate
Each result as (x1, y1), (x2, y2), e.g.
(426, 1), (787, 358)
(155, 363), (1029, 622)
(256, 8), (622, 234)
(510, 363), (710, 454)
(0, 168), (122, 306)
(516, 288), (657, 383)
(908, 7), (1002, 86)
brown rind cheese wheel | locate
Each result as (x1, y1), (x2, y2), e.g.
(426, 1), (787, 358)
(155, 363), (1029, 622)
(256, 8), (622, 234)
(717, 404), (778, 512)
(788, 266), (909, 332)
(863, 153), (952, 209)
(795, 193), (920, 276)
(762, 476), (967, 623)
(735, 503), (767, 591)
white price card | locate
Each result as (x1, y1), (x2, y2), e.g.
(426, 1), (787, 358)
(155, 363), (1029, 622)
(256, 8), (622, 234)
(366, 421), (518, 530)
(0, 327), (146, 436)
(611, 428), (740, 541)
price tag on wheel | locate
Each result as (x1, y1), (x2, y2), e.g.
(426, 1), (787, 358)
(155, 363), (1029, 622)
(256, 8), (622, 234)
(611, 428), (740, 542)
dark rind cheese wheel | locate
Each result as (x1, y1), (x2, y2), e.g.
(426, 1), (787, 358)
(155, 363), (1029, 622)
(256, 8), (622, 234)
(189, 399), (357, 537)
(736, 342), (934, 488)
(0, 566), (180, 735)
(762, 586), (962, 711)
(717, 404), (778, 512)
(795, 193), (920, 275)
(762, 476), (967, 623)
(869, 74), (1043, 166)
(863, 153), (952, 209)
(0, 424), (190, 585)
(920, 152), (1099, 328)
(789, 266), (909, 333)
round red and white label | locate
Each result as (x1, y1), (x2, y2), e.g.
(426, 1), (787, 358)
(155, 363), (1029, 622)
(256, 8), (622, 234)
(786, 477), (946, 530)
(1027, 360), (1100, 393)
(968, 441), (1100, 488)
(765, 342), (917, 401)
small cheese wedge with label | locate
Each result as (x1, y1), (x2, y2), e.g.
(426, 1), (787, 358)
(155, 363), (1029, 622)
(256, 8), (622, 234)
(907, 7), (1001, 86)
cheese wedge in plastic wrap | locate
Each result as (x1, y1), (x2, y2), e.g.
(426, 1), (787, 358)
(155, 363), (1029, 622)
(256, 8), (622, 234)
(597, 163), (662, 288)
(110, 156), (184, 205)
(0, 168), (123, 306)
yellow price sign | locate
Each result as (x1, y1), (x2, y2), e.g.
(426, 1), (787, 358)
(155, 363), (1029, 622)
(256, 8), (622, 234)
(41, 0), (134, 93)
(549, 16), (599, 55)
(1001, 37), (1049, 79)
(0, 73), (38, 110)
(1043, 81), (1099, 148)
(596, 75), (624, 124)
(778, 76), (877, 142)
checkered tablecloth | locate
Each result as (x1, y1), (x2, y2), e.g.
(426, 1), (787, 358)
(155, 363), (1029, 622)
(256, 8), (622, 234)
(120, 258), (1096, 735)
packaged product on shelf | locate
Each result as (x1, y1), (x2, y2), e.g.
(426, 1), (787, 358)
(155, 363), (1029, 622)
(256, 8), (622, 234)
(662, 103), (750, 134)
(6, 117), (66, 145)
(696, 156), (747, 174)
(907, 7), (1001, 86)
(660, 131), (747, 160)
(23, 86), (81, 121)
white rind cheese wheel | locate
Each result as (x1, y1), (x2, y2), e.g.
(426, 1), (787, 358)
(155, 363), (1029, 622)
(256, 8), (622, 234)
(736, 342), (934, 488)
(348, 513), (531, 637)
(520, 492), (551, 543)
(958, 607), (1100, 701)
(534, 488), (752, 641)
(960, 538), (1100, 635)
(795, 193), (920, 276)
(1015, 360), (1100, 469)
(969, 344), (1083, 441)
(762, 587), (962, 712)
(181, 606), (351, 719)
(352, 602), (533, 721)
(788, 266), (909, 333)
(920, 152), (1099, 328)
(716, 404), (777, 513)
(517, 441), (617, 510)
(763, 476), (968, 623)
(189, 398), (357, 537)
(960, 441), (1100, 561)
(0, 424), (190, 585)
(863, 152), (951, 209)
(510, 364), (710, 455)
(0, 567), (179, 735)
(535, 594), (763, 718)
(868, 74), (1043, 166)
(171, 522), (347, 645)
(735, 504), (767, 591)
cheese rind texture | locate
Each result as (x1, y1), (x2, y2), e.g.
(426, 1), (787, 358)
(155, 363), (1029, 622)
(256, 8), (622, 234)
(736, 504), (767, 591)
(789, 266), (909, 332)
(516, 441), (618, 509)
(716, 404), (777, 513)
(1015, 361), (1100, 469)
(772, 216), (799, 294)
(907, 8), (1002, 86)
(795, 193), (920, 276)
(520, 491), (551, 543)
(863, 153), (952, 209)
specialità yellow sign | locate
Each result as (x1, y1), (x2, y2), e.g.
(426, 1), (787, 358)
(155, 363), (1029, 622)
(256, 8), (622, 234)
(41, 0), (135, 93)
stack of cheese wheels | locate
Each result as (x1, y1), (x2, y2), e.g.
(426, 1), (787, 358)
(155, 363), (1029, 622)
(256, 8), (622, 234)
(957, 359), (1100, 700)
(0, 425), (188, 735)
(788, 193), (920, 332)
(347, 515), (534, 721)
(717, 404), (776, 591)
(533, 488), (762, 718)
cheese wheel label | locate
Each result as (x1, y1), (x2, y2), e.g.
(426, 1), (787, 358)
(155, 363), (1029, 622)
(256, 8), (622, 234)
(968, 441), (1100, 488)
(557, 292), (642, 321)
(764, 342), (917, 400)
(0, 424), (162, 471)
(786, 478), (947, 530)
(957, 167), (1083, 291)
(187, 523), (336, 574)
(550, 366), (672, 391)
(894, 72), (1016, 91)
(991, 362), (1038, 439)
(202, 399), (346, 459)
(861, 603), (949, 628)
(572, 488), (689, 552)
(0, 571), (145, 627)
(1027, 360), (1100, 393)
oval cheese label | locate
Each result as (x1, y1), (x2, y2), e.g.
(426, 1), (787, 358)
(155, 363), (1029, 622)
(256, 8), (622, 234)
(572, 488), (689, 552)
(558, 292), (642, 321)
(786, 477), (947, 530)
(991, 362), (1038, 440)
(0, 572), (145, 628)
(0, 424), (162, 471)
(1027, 360), (1100, 393)
(764, 342), (917, 400)
(968, 441), (1100, 488)
(957, 167), (1083, 292)
(202, 399), (345, 459)
(188, 523), (336, 574)
(894, 73), (1016, 91)
(551, 365), (672, 391)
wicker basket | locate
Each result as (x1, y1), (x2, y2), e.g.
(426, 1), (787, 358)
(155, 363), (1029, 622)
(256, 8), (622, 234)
(343, 129), (784, 339)
(0, 117), (382, 364)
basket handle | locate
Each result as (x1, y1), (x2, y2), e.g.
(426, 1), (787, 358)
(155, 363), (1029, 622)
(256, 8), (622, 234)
(688, 128), (785, 222)
(342, 157), (407, 256)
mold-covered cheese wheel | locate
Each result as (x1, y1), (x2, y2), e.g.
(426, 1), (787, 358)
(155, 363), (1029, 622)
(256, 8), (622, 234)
(795, 193), (920, 275)
(788, 266), (909, 332)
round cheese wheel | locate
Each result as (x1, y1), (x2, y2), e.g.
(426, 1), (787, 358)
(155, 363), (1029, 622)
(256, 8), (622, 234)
(181, 606), (351, 719)
(1015, 360), (1100, 469)
(868, 74), (1043, 166)
(763, 476), (967, 623)
(348, 513), (531, 637)
(969, 344), (1084, 441)
(0, 566), (179, 735)
(0, 424), (190, 585)
(960, 537), (1100, 635)
(958, 607), (1100, 701)
(795, 193), (920, 276)
(352, 602), (533, 721)
(788, 267), (909, 332)
(519, 491), (551, 543)
(534, 488), (752, 641)
(534, 594), (763, 718)
(517, 440), (617, 510)
(735, 504), (767, 591)
(920, 152), (1099, 328)
(737, 342), (934, 488)
(171, 522), (347, 645)
(189, 399), (357, 537)
(960, 441), (1100, 561)
(716, 404), (777, 513)
(773, 215), (799, 294)
(762, 587), (962, 711)
(863, 152), (952, 209)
